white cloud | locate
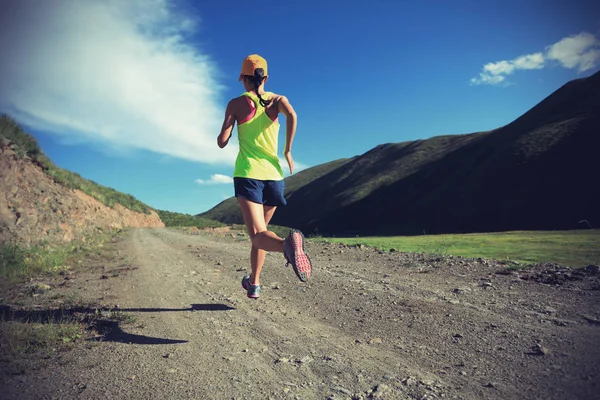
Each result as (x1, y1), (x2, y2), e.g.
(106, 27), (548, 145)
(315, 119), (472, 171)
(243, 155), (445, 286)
(546, 32), (600, 72)
(483, 60), (516, 76)
(196, 174), (233, 185)
(513, 53), (545, 70)
(470, 73), (506, 86)
(0, 0), (238, 164)
(471, 32), (600, 86)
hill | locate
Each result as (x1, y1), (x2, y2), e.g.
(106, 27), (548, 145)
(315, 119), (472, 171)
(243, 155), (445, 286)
(200, 158), (353, 224)
(202, 72), (600, 236)
(0, 115), (164, 245)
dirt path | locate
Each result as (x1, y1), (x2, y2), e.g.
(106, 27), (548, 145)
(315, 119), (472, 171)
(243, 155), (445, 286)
(2, 228), (600, 399)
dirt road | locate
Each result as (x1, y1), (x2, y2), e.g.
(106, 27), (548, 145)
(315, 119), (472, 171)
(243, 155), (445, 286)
(2, 228), (600, 399)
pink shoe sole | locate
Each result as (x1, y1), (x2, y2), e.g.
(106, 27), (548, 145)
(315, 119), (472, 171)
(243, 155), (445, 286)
(289, 230), (312, 282)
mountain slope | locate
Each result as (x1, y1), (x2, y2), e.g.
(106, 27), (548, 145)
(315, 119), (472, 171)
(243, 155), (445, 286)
(0, 115), (164, 245)
(203, 72), (600, 236)
(200, 158), (353, 225)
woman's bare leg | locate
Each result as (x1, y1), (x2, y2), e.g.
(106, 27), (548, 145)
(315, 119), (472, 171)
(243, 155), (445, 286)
(250, 205), (278, 285)
(238, 198), (284, 285)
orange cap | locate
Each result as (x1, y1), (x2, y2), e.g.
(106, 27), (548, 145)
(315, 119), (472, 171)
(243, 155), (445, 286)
(239, 54), (268, 80)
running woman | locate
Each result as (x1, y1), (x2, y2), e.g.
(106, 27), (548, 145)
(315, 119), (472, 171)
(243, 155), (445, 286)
(217, 54), (312, 299)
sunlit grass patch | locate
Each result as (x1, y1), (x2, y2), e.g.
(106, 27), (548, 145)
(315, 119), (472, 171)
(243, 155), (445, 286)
(109, 311), (137, 325)
(0, 229), (126, 281)
(0, 242), (69, 280)
(0, 320), (84, 354)
(316, 230), (600, 268)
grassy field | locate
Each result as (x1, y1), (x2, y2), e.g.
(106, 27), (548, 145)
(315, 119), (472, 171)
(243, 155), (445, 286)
(319, 230), (600, 268)
(0, 229), (126, 281)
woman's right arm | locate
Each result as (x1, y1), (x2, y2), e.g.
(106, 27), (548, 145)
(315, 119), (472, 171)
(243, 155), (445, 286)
(217, 100), (236, 148)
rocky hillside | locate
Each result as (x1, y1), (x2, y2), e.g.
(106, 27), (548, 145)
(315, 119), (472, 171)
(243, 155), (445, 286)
(202, 71), (600, 236)
(0, 117), (164, 245)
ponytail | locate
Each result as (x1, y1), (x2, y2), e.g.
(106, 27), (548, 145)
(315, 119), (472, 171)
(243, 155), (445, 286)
(244, 68), (272, 107)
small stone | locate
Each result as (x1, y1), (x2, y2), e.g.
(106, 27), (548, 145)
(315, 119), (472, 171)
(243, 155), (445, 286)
(283, 387), (290, 393)
(372, 383), (392, 398)
(527, 343), (549, 356)
(216, 261), (223, 266)
(276, 357), (289, 364)
(584, 265), (599, 275)
(298, 356), (313, 364)
(167, 368), (177, 373)
(581, 315), (600, 325)
(33, 283), (51, 293)
(402, 376), (417, 386)
(333, 386), (352, 395)
(420, 378), (435, 386)
(368, 338), (383, 344)
(543, 306), (557, 314)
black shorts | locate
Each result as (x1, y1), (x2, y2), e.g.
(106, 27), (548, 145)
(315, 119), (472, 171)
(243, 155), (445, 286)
(234, 177), (287, 207)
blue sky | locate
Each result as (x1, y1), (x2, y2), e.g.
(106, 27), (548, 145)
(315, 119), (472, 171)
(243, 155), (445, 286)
(1, 0), (599, 214)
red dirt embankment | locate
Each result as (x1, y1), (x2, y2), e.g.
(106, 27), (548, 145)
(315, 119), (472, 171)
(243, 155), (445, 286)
(0, 140), (164, 245)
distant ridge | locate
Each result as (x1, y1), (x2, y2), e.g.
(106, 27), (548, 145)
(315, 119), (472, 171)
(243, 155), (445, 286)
(201, 72), (600, 236)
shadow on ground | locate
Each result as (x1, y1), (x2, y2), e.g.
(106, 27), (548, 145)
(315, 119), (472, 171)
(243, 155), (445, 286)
(0, 303), (235, 345)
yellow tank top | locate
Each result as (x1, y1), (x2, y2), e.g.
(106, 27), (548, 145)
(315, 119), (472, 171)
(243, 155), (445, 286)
(234, 91), (284, 180)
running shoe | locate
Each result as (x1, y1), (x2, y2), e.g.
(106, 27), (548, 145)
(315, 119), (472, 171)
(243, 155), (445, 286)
(283, 229), (312, 282)
(241, 275), (260, 299)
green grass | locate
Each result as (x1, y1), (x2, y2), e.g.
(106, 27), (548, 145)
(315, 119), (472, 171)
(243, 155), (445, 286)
(0, 321), (84, 354)
(318, 230), (600, 268)
(0, 114), (153, 214)
(156, 210), (225, 228)
(110, 311), (137, 324)
(0, 242), (70, 280)
(44, 165), (152, 214)
(0, 230), (125, 280)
